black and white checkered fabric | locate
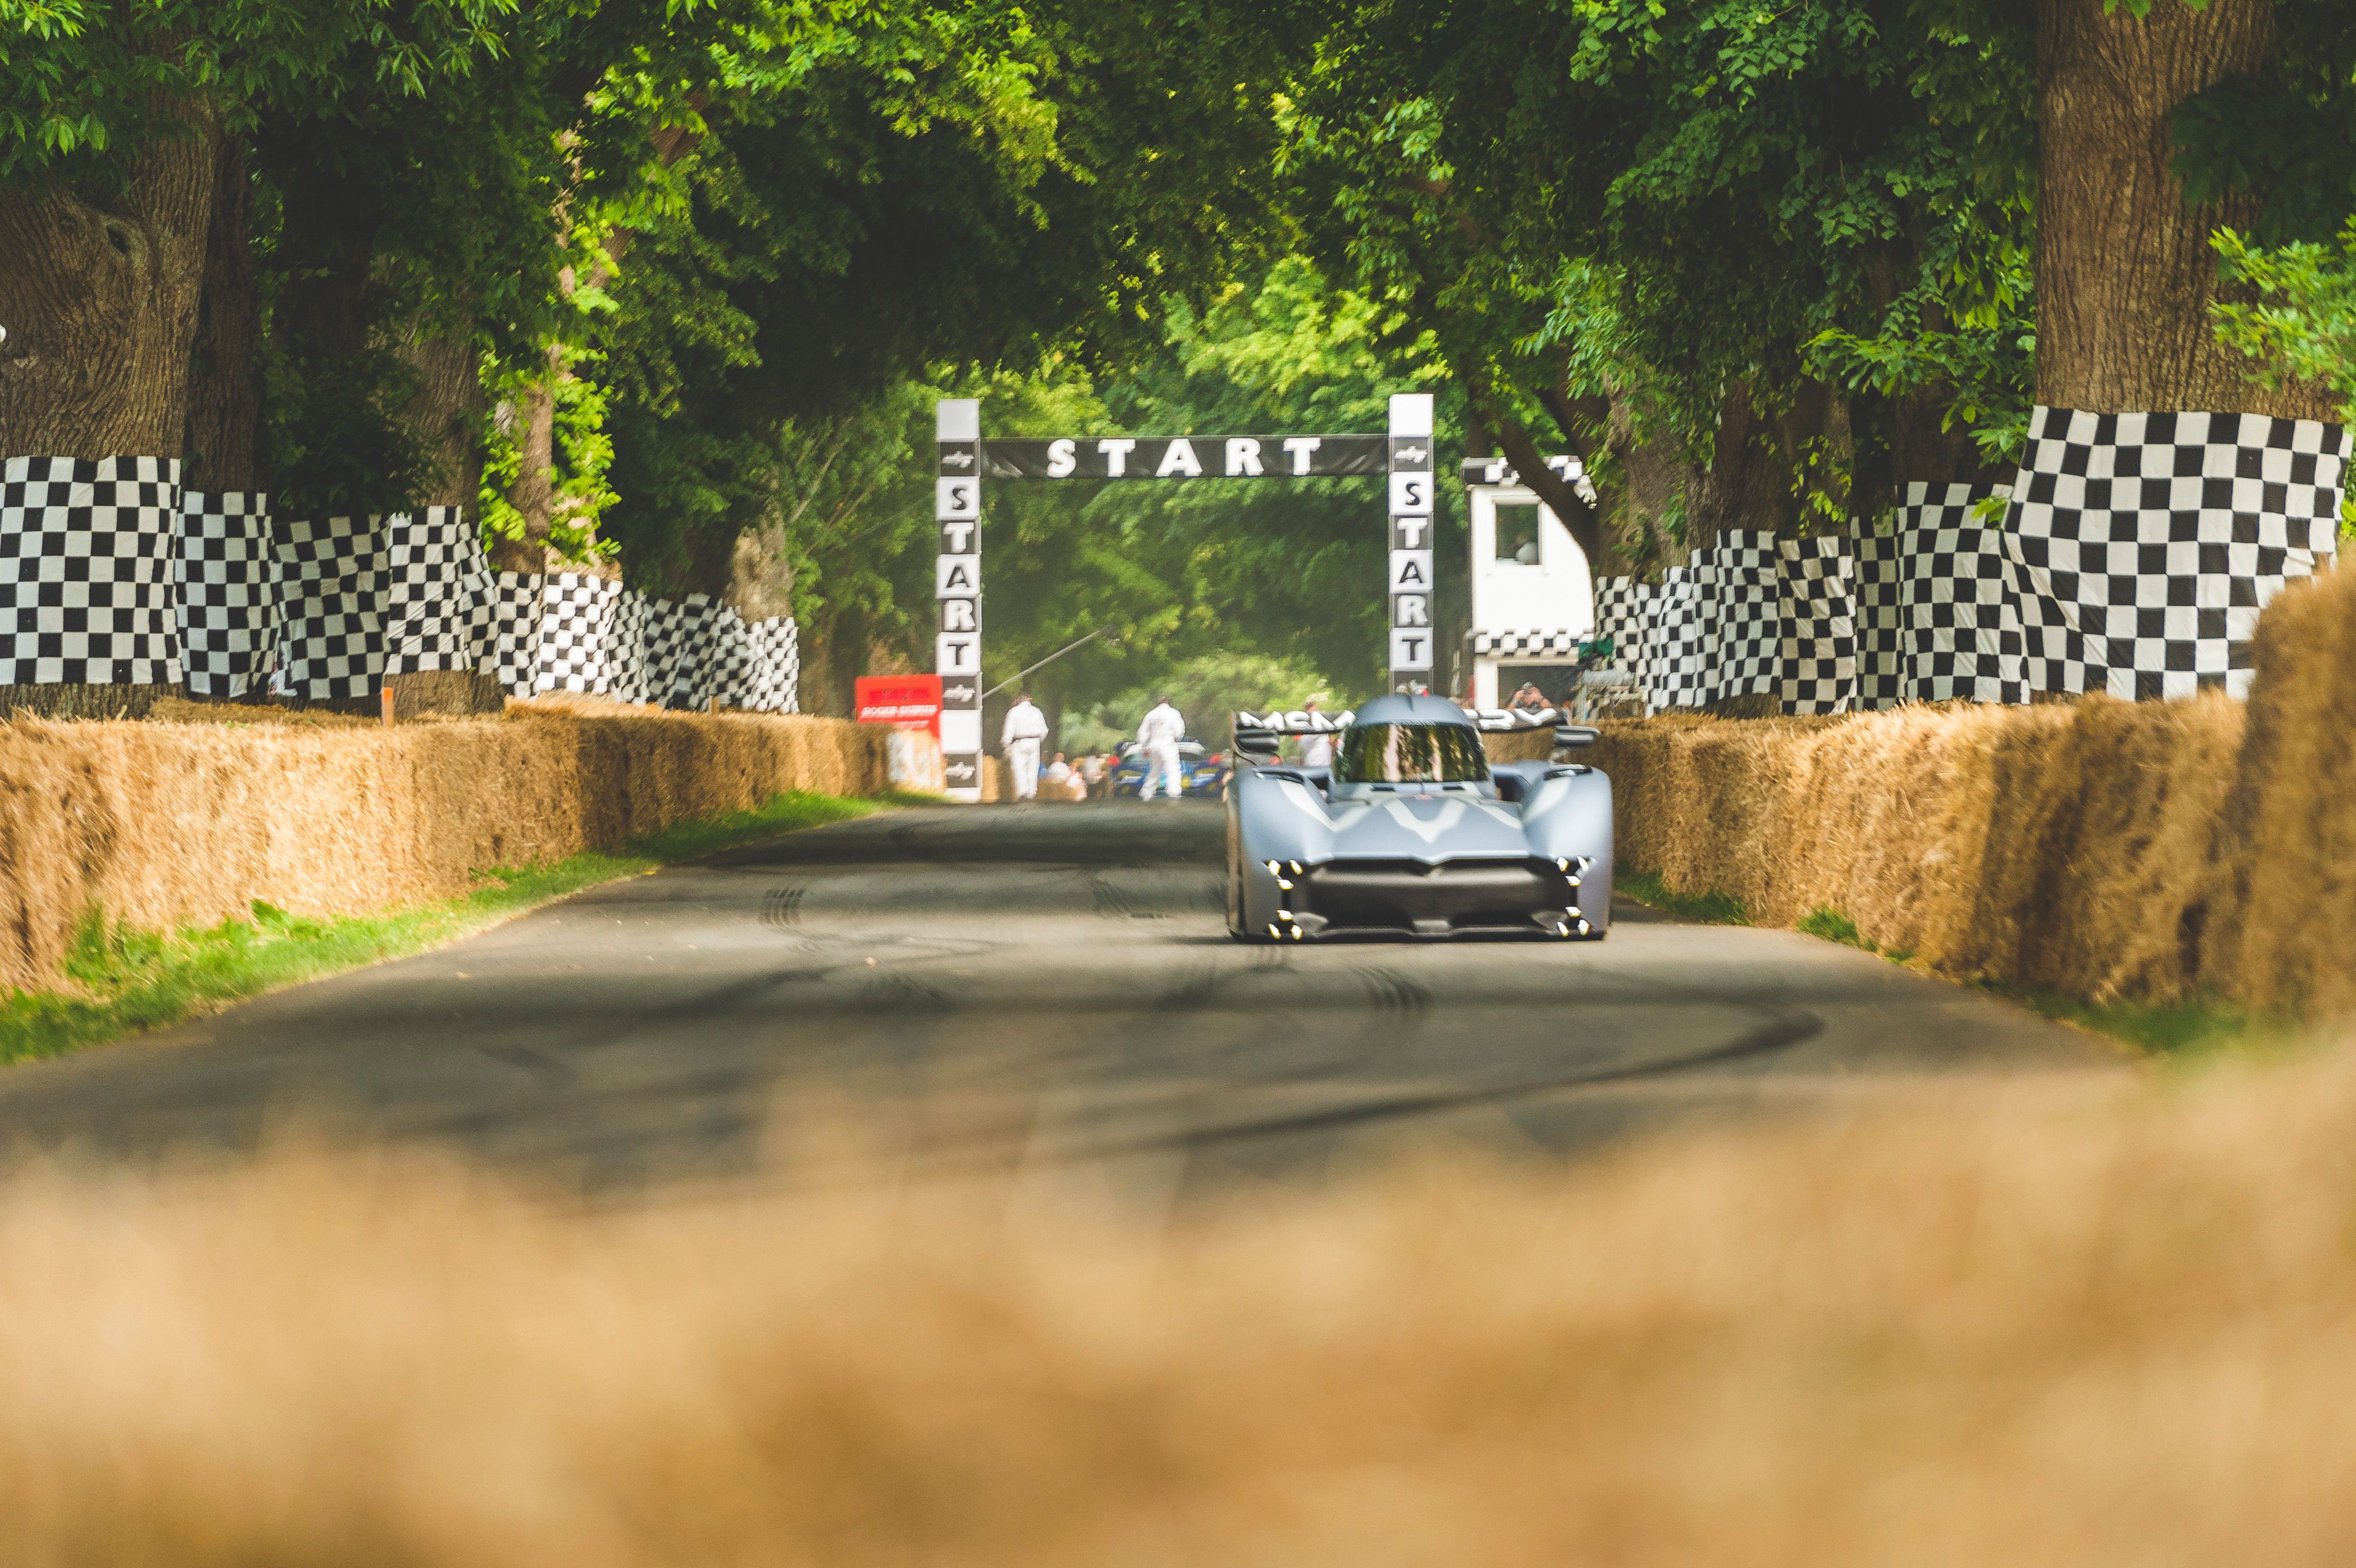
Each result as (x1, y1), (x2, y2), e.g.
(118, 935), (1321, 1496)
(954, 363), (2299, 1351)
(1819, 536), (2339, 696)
(1900, 488), (2021, 705)
(176, 489), (276, 698)
(517, 574), (798, 712)
(1851, 528), (1909, 710)
(383, 508), (496, 679)
(1642, 568), (1712, 713)
(1704, 531), (1781, 703)
(493, 571), (544, 698)
(272, 515), (387, 700)
(1593, 578), (1650, 679)
(640, 594), (714, 709)
(1, 456), (183, 686)
(607, 590), (655, 707)
(742, 616), (798, 712)
(2004, 407), (2348, 700)
(533, 573), (626, 695)
(1471, 628), (1589, 657)
(709, 607), (754, 708)
(1778, 536), (1856, 714)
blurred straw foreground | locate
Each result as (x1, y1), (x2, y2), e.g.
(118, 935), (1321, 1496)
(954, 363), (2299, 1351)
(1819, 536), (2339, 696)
(4, 1043), (2355, 1566)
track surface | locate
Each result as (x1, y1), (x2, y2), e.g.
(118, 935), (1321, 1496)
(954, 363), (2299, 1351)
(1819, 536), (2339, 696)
(0, 803), (2124, 1193)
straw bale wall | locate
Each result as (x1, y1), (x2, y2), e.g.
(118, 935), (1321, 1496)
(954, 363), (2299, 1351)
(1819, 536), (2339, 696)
(1588, 566), (2356, 1017)
(0, 700), (904, 994)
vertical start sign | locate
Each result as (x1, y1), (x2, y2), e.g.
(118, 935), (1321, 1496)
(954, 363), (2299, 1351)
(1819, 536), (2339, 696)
(935, 398), (983, 800)
(1388, 392), (1437, 686)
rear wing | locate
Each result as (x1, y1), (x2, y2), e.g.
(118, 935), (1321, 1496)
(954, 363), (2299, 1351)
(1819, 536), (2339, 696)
(1233, 707), (1598, 756)
(1468, 709), (1601, 750)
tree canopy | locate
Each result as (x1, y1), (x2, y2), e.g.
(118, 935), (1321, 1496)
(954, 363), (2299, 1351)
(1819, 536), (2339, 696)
(4, 0), (2352, 722)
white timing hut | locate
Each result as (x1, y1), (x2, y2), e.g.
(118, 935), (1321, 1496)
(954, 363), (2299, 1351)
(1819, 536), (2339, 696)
(1460, 455), (1598, 709)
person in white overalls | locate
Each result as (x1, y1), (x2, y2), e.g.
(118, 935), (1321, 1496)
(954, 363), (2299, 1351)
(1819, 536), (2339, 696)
(1296, 696), (1335, 770)
(1001, 693), (1048, 800)
(1137, 696), (1187, 800)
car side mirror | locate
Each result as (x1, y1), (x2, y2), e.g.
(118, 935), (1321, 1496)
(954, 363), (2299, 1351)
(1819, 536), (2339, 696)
(1554, 725), (1600, 750)
(1235, 730), (1279, 759)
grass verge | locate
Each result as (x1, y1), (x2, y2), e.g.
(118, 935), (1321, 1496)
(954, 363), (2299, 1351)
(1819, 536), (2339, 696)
(0, 788), (931, 1069)
(1617, 868), (1751, 925)
(1796, 906), (1917, 964)
(1797, 904), (2275, 1058)
(1971, 982), (2291, 1061)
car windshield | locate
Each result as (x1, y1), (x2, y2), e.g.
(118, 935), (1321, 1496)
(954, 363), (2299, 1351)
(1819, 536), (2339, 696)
(1332, 723), (1490, 784)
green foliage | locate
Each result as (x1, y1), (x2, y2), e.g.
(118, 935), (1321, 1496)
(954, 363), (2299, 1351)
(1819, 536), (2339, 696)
(1620, 869), (1749, 926)
(2, 789), (905, 1068)
(0, 0), (509, 185)
(1974, 981), (2282, 1060)
(1798, 905), (1917, 964)
(479, 353), (621, 565)
(2214, 224), (2356, 429)
(1060, 650), (1347, 755)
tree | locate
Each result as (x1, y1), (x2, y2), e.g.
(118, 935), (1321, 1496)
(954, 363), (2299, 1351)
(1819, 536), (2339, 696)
(2037, 0), (2337, 419)
(0, 0), (504, 462)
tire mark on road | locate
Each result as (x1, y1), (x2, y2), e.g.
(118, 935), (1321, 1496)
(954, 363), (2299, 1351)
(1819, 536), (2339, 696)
(1154, 962), (1224, 1011)
(1030, 1008), (1825, 1165)
(1352, 966), (1432, 1014)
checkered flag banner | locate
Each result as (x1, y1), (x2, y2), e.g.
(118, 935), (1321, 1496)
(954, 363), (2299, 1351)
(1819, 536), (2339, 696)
(1703, 531), (1781, 704)
(176, 488), (277, 699)
(1851, 529), (1908, 710)
(1779, 535), (1857, 714)
(2004, 407), (2348, 700)
(532, 573), (625, 695)
(1898, 485), (2022, 704)
(511, 574), (797, 713)
(1593, 578), (1650, 683)
(383, 508), (497, 679)
(493, 571), (545, 698)
(742, 615), (799, 712)
(1643, 567), (1712, 713)
(710, 605), (754, 708)
(272, 515), (388, 700)
(2, 456), (184, 687)
(641, 593), (717, 710)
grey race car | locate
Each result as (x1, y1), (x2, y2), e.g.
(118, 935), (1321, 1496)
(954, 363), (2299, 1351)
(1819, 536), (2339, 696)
(1225, 693), (1613, 942)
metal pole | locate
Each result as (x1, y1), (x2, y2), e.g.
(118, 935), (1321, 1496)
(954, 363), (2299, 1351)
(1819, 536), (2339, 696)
(981, 625), (1115, 700)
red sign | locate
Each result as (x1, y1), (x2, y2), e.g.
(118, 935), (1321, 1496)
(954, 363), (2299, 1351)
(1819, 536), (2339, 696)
(855, 674), (943, 737)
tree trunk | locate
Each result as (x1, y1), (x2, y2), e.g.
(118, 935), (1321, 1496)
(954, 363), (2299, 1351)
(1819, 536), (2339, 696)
(391, 323), (505, 716)
(2036, 0), (2332, 418)
(397, 324), (486, 510)
(0, 109), (220, 720)
(181, 133), (263, 492)
(0, 113), (219, 458)
(488, 361), (557, 574)
(727, 527), (796, 623)
(1682, 385), (1796, 555)
(1858, 385), (2013, 514)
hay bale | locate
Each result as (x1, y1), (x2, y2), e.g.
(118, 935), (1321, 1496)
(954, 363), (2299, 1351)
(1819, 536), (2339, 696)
(1587, 695), (2279, 1008)
(2208, 568), (2356, 1016)
(0, 701), (897, 993)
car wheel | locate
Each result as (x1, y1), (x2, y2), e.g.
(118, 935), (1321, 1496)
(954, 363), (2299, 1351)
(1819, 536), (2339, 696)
(1226, 829), (1263, 941)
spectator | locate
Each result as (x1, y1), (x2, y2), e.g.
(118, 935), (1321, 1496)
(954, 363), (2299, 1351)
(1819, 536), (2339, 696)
(1000, 692), (1048, 800)
(1137, 696), (1186, 800)
(1297, 696), (1335, 770)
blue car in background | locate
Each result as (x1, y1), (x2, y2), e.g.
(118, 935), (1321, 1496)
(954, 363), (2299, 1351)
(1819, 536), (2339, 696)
(1110, 738), (1230, 799)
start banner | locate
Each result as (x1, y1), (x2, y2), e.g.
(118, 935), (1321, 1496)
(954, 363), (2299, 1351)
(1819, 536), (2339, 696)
(855, 674), (944, 736)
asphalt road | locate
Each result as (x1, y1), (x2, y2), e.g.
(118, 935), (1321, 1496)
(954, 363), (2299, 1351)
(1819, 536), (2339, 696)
(0, 803), (2125, 1195)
